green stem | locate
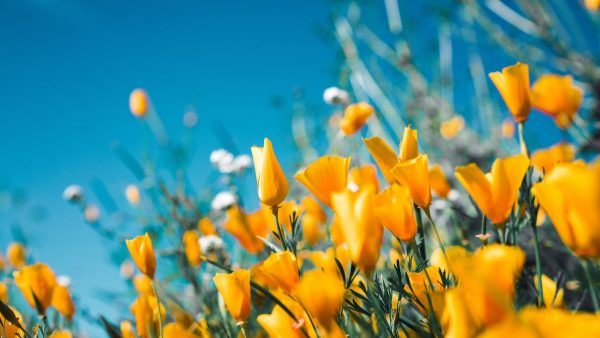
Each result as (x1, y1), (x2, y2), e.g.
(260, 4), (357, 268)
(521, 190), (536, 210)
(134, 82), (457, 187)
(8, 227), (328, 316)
(582, 259), (600, 312)
(480, 214), (488, 246)
(423, 208), (452, 275)
(414, 205), (427, 259)
(152, 281), (164, 338)
(518, 122), (530, 158)
(531, 225), (545, 307)
(272, 206), (288, 251)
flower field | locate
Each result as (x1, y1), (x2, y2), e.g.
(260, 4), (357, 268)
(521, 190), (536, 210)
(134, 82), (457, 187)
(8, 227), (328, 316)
(2, 1), (600, 338)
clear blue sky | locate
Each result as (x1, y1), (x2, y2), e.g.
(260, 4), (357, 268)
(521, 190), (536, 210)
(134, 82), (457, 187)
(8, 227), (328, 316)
(0, 0), (336, 334)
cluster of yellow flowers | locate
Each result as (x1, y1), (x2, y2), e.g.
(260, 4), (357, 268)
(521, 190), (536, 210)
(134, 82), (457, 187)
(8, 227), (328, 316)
(113, 61), (600, 338)
(0, 242), (75, 337)
(2, 59), (596, 338)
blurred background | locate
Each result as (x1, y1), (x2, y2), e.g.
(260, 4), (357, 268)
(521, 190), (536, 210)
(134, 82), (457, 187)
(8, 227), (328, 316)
(1, 0), (599, 336)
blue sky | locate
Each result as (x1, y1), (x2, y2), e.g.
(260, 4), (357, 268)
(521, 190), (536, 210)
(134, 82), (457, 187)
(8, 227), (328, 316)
(0, 0), (336, 333)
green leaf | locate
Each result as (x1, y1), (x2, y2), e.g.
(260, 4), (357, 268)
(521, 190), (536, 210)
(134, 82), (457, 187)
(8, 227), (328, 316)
(0, 299), (27, 335)
(99, 315), (123, 338)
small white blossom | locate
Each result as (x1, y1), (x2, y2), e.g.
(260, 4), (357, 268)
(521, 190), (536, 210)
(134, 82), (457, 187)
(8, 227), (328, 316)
(211, 191), (237, 211)
(57, 275), (71, 287)
(233, 154), (252, 172)
(323, 86), (350, 105)
(210, 149), (233, 166)
(199, 234), (224, 252)
(63, 184), (83, 202)
(447, 189), (460, 202)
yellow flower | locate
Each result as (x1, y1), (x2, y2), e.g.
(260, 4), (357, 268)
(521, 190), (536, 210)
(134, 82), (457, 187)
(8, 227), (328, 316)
(489, 62), (531, 123)
(13, 263), (57, 313)
(531, 143), (575, 175)
(164, 322), (198, 338)
(586, 0), (600, 10)
(534, 274), (563, 308)
(440, 116), (465, 139)
(501, 119), (516, 138)
(0, 282), (7, 303)
(0, 305), (26, 338)
(452, 244), (525, 327)
(251, 138), (289, 207)
(126, 233), (156, 279)
(399, 126), (419, 162)
(120, 320), (137, 338)
(213, 269), (251, 323)
(301, 196), (328, 245)
(363, 126), (419, 184)
(197, 217), (217, 235)
(295, 269), (345, 333)
(125, 184), (141, 206)
(531, 74), (583, 129)
(307, 246), (350, 277)
(259, 251), (300, 293)
(375, 184), (417, 242)
(48, 330), (72, 338)
(430, 246), (469, 273)
(129, 88), (149, 118)
(348, 164), (379, 192)
(295, 156), (351, 208)
(267, 201), (302, 233)
(223, 206), (269, 254)
(183, 230), (203, 267)
(51, 285), (76, 320)
(442, 289), (479, 338)
(7, 242), (27, 268)
(133, 274), (154, 295)
(531, 162), (600, 258)
(130, 295), (166, 338)
(331, 186), (383, 274)
(339, 102), (374, 135)
(455, 154), (530, 225)
(257, 305), (306, 338)
(392, 154), (432, 209)
(404, 266), (446, 319)
(429, 164), (452, 199)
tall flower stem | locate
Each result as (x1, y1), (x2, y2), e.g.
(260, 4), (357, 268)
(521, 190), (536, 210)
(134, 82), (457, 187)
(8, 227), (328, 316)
(480, 214), (488, 246)
(423, 208), (453, 275)
(152, 281), (164, 338)
(414, 204), (427, 259)
(518, 122), (530, 158)
(272, 206), (289, 251)
(582, 259), (600, 312)
(531, 224), (545, 307)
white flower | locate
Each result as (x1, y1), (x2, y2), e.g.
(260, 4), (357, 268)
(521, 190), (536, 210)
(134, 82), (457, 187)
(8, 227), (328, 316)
(210, 149), (233, 166)
(233, 154), (252, 172)
(57, 275), (72, 287)
(447, 189), (460, 202)
(84, 204), (101, 223)
(323, 86), (350, 105)
(63, 184), (83, 202)
(199, 234), (224, 252)
(211, 191), (237, 211)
